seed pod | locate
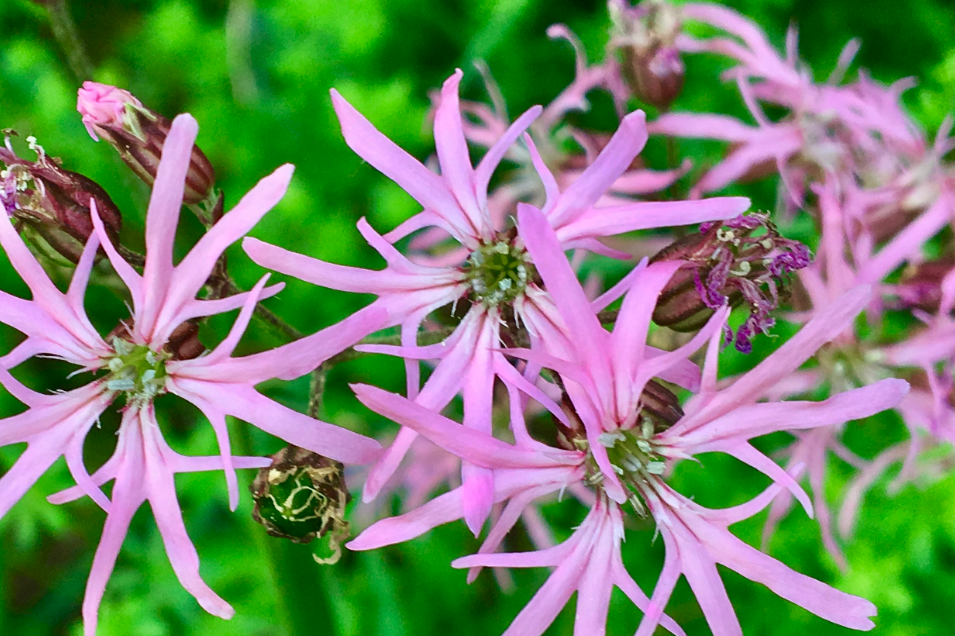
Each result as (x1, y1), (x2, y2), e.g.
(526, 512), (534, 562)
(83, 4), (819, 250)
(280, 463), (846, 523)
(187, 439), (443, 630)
(251, 446), (351, 564)
(1, 132), (122, 263)
(77, 82), (216, 207)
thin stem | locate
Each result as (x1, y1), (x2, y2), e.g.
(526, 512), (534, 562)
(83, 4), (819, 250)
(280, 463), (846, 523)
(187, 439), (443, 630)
(233, 425), (296, 636)
(43, 0), (94, 82)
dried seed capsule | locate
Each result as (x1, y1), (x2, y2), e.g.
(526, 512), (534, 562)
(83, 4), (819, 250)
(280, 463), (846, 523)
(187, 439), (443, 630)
(251, 446), (351, 564)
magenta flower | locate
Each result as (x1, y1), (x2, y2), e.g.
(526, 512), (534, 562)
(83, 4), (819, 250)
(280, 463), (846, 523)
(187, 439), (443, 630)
(244, 70), (750, 531)
(0, 114), (384, 634)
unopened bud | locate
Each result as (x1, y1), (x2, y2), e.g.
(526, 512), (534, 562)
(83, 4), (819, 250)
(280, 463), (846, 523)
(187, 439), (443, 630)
(609, 0), (685, 110)
(77, 81), (216, 207)
(1, 132), (122, 263)
(638, 379), (683, 432)
(164, 320), (204, 360)
(651, 213), (811, 353)
(251, 446), (350, 564)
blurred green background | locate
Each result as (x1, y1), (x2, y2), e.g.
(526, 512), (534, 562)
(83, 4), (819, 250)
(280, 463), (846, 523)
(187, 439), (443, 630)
(2, 0), (955, 634)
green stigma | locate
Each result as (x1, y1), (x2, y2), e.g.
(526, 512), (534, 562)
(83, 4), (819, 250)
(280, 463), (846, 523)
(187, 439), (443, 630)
(464, 240), (531, 306)
(105, 337), (168, 402)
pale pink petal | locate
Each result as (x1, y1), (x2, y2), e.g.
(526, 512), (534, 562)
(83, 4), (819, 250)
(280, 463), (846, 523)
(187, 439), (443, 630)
(174, 304), (388, 383)
(433, 70), (484, 234)
(331, 89), (466, 232)
(474, 106), (542, 211)
(348, 488), (464, 550)
(710, 524), (876, 629)
(673, 285), (870, 433)
(524, 134), (561, 212)
(90, 201), (144, 317)
(139, 114), (198, 338)
(555, 197), (751, 244)
(548, 110), (649, 228)
(362, 425), (418, 503)
(145, 421), (234, 619)
(155, 164), (295, 341)
(351, 383), (579, 469)
(170, 378), (382, 465)
(674, 379), (909, 447)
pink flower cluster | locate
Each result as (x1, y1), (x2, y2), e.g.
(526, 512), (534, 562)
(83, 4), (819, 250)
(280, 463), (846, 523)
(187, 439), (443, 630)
(1, 1), (951, 634)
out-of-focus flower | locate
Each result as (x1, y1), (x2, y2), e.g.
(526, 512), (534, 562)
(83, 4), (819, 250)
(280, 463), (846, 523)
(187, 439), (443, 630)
(0, 132), (122, 263)
(0, 114), (385, 635)
(609, 0), (685, 110)
(77, 82), (216, 208)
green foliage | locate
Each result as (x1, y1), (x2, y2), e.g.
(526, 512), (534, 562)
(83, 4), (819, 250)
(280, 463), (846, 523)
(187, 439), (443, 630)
(1, 0), (953, 634)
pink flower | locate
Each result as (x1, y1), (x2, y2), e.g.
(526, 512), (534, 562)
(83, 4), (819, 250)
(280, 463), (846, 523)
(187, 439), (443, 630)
(244, 70), (750, 530)
(77, 81), (143, 141)
(0, 114), (384, 634)
(345, 206), (904, 636)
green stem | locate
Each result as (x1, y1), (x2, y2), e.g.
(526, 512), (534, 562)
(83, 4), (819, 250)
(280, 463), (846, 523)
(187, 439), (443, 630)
(43, 0), (94, 82)
(233, 425), (296, 636)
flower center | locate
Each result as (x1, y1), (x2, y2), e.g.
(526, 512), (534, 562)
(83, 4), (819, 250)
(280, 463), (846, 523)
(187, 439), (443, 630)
(105, 337), (168, 402)
(464, 240), (531, 306)
(587, 419), (667, 516)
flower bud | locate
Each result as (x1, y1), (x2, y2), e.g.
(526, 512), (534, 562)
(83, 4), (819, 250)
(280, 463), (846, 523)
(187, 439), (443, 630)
(651, 213), (811, 353)
(77, 81), (216, 207)
(609, 0), (685, 110)
(1, 132), (122, 263)
(251, 445), (350, 564)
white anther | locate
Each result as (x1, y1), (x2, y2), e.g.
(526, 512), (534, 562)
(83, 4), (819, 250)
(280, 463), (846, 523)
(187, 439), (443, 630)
(646, 461), (666, 475)
(106, 379), (136, 392)
(598, 432), (625, 448)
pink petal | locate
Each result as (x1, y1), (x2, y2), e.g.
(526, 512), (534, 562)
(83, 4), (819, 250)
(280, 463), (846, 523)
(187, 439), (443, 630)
(331, 89), (467, 233)
(139, 114), (198, 338)
(675, 379), (909, 447)
(170, 379), (382, 465)
(145, 423), (234, 619)
(433, 70), (485, 234)
(175, 304), (387, 383)
(548, 110), (649, 228)
(708, 523), (876, 630)
(348, 488), (464, 550)
(474, 106), (542, 211)
(556, 197), (751, 244)
(155, 164), (294, 342)
(352, 384), (579, 469)
(674, 286), (871, 433)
